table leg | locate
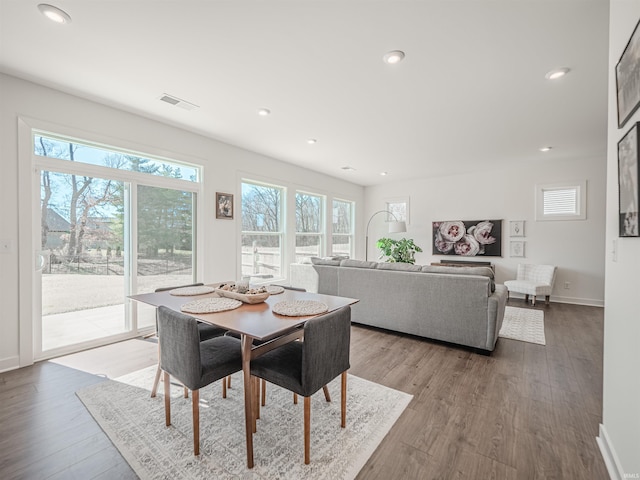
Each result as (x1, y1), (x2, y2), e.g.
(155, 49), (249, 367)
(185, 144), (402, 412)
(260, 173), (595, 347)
(241, 334), (254, 469)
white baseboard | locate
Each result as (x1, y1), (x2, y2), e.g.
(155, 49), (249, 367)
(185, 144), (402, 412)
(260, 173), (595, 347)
(597, 424), (623, 480)
(507, 292), (604, 307)
(0, 355), (20, 373)
(552, 295), (604, 307)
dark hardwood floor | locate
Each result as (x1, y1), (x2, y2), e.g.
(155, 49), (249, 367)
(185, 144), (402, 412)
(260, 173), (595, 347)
(0, 300), (608, 479)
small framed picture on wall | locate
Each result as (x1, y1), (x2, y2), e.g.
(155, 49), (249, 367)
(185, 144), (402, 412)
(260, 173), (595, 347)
(216, 192), (234, 219)
(509, 220), (525, 237)
(510, 241), (525, 258)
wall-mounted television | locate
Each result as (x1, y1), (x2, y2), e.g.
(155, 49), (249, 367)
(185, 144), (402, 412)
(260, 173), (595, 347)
(432, 220), (502, 257)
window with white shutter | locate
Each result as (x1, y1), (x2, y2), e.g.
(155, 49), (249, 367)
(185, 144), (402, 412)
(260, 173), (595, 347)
(536, 181), (587, 221)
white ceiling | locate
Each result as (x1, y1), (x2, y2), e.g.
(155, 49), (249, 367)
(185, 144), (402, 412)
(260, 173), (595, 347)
(0, 1), (610, 186)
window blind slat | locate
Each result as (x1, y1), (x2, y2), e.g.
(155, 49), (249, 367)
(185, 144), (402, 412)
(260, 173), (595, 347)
(543, 188), (578, 215)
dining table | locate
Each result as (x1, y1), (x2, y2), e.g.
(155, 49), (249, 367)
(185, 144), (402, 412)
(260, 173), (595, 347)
(129, 284), (359, 468)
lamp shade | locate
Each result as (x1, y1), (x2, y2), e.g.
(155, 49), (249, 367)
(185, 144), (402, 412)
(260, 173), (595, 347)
(388, 221), (407, 234)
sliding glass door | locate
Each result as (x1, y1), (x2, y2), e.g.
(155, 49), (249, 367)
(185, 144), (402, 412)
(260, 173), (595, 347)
(40, 170), (127, 352)
(34, 133), (200, 359)
(135, 184), (196, 329)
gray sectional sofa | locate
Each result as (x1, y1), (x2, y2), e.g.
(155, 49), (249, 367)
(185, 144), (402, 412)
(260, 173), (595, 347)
(291, 258), (507, 353)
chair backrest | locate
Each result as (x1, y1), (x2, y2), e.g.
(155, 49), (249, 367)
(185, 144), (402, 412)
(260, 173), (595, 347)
(157, 306), (202, 390)
(153, 284), (205, 332)
(516, 264), (557, 286)
(155, 283), (204, 293)
(301, 306), (351, 395)
(282, 285), (307, 292)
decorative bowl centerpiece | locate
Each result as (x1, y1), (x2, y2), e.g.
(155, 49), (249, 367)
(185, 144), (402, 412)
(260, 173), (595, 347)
(215, 283), (270, 304)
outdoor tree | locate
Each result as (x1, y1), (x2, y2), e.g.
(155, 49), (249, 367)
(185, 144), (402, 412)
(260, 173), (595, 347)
(37, 138), (123, 262)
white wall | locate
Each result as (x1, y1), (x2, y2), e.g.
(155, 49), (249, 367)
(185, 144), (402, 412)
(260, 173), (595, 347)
(599, 2), (640, 478)
(364, 155), (607, 306)
(0, 73), (363, 371)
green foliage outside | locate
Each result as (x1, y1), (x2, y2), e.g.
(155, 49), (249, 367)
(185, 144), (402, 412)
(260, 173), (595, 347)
(376, 237), (423, 264)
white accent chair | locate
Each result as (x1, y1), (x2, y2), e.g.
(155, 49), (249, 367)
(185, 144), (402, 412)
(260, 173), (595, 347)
(504, 264), (557, 306)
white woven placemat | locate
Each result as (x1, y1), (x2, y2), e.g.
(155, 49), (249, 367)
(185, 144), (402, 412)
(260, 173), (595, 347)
(169, 286), (215, 296)
(272, 300), (328, 316)
(265, 285), (285, 295)
(180, 297), (242, 314)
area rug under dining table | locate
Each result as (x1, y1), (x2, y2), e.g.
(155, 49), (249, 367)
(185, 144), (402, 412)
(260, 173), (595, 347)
(77, 366), (412, 479)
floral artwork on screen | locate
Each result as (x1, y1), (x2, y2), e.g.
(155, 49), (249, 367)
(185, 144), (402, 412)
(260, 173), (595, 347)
(432, 220), (502, 257)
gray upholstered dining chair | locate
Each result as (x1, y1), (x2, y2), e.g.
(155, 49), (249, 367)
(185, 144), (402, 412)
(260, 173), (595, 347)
(231, 284), (312, 406)
(150, 283), (228, 398)
(157, 306), (242, 456)
(250, 306), (351, 464)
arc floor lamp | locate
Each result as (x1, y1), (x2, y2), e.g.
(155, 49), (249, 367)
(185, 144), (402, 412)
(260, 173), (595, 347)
(365, 210), (407, 261)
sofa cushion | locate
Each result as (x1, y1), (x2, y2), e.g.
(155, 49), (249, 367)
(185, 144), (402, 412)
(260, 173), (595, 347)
(422, 265), (495, 291)
(376, 262), (423, 272)
(310, 257), (342, 266)
(340, 259), (377, 269)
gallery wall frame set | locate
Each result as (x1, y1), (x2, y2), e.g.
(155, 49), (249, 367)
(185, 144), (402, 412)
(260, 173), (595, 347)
(617, 122), (640, 237)
(216, 192), (234, 219)
(616, 17), (640, 129)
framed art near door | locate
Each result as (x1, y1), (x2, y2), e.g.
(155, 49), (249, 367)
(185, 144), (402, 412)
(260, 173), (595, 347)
(616, 18), (640, 128)
(618, 122), (640, 237)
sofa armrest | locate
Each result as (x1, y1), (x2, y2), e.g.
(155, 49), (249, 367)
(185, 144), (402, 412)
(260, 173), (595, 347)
(289, 263), (319, 293)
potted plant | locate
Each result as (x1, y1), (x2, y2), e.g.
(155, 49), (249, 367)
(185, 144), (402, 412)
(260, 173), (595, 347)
(376, 237), (423, 264)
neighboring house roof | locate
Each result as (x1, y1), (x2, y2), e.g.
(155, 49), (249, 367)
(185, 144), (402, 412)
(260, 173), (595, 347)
(45, 208), (71, 232)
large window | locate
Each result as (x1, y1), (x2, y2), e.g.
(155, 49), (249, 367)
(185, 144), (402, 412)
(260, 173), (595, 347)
(332, 199), (354, 257)
(295, 191), (324, 262)
(241, 180), (284, 279)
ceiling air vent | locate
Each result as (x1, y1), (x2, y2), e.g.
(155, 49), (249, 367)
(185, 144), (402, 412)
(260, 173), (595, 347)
(158, 94), (199, 111)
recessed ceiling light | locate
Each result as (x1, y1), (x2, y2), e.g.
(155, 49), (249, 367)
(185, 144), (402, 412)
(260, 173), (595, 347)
(341, 166), (356, 171)
(383, 50), (405, 65)
(380, 172), (388, 176)
(545, 67), (570, 80)
(539, 146), (553, 152)
(258, 108), (271, 116)
(37, 4), (72, 24)
(307, 139), (317, 144)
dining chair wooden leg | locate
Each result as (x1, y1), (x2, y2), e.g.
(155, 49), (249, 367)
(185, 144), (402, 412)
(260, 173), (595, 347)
(341, 371), (347, 428)
(151, 364), (162, 398)
(222, 376), (227, 398)
(304, 396), (311, 465)
(251, 377), (257, 433)
(322, 385), (331, 402)
(293, 393), (298, 404)
(184, 386), (189, 398)
(261, 379), (266, 406)
(164, 371), (171, 426)
(227, 375), (231, 388)
(254, 377), (260, 420)
(192, 389), (200, 456)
